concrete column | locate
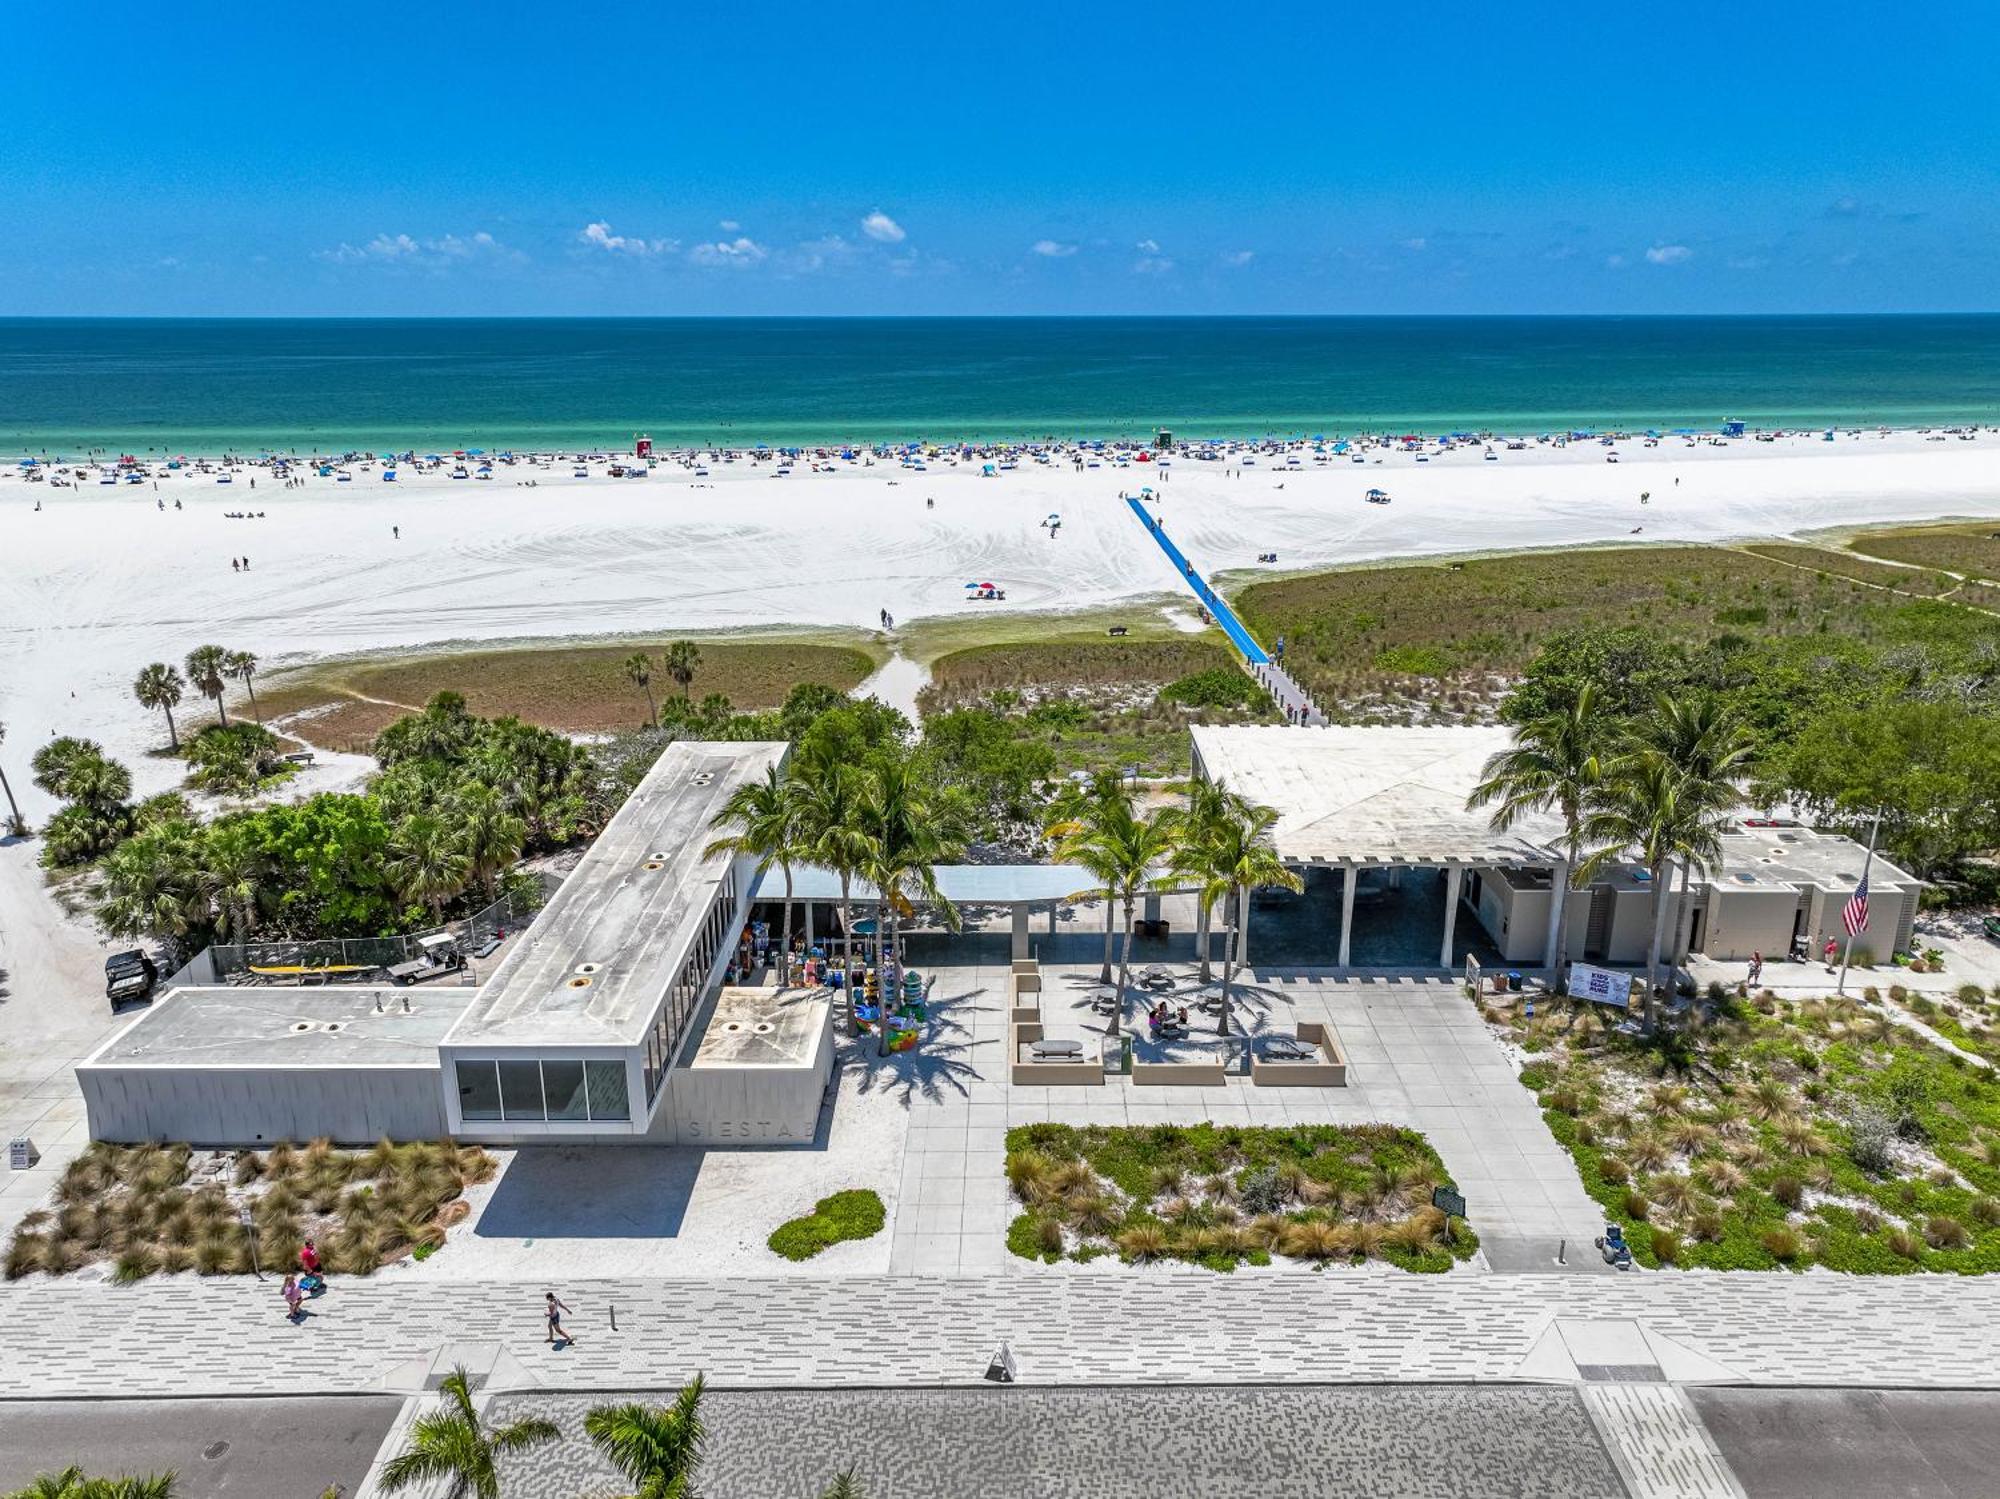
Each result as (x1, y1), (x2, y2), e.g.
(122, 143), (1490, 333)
(1440, 865), (1463, 969)
(1238, 886), (1249, 968)
(1338, 861), (1357, 969)
(804, 901), (815, 951)
(1046, 902), (1057, 934)
(1011, 905), (1030, 960)
(1142, 893), (1162, 923)
(1543, 861), (1569, 975)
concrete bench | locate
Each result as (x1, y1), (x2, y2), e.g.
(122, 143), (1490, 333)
(1009, 1020), (1103, 1087)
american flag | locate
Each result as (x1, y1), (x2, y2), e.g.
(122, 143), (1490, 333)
(1842, 877), (1870, 937)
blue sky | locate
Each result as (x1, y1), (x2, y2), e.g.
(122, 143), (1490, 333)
(3, 0), (1995, 315)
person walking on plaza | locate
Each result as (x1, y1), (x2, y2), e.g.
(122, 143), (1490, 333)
(282, 1273), (305, 1322)
(545, 1291), (575, 1347)
(1748, 951), (1763, 987)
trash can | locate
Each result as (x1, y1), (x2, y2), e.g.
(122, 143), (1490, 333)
(1506, 971), (1523, 992)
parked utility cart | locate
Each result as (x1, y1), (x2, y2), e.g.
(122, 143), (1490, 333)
(385, 933), (466, 986)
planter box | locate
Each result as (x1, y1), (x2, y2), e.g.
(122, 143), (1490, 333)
(1251, 1020), (1348, 1087)
(1008, 1020), (1104, 1087)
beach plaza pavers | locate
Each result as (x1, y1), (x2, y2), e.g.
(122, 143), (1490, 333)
(883, 943), (1605, 1276)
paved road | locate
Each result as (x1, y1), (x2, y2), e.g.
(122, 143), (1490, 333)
(1693, 1389), (2000, 1499)
(11, 1386), (2000, 1498)
(0, 1395), (403, 1498)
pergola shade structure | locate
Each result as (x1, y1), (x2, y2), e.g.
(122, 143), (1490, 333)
(1190, 725), (1570, 970)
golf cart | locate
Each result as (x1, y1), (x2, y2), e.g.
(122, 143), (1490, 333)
(385, 933), (466, 986)
(105, 950), (158, 1008)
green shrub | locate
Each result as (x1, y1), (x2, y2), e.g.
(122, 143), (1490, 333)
(768, 1189), (886, 1261)
(1157, 668), (1267, 711)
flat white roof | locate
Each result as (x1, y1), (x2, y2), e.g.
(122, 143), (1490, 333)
(80, 985), (468, 1070)
(442, 740), (786, 1050)
(1190, 725), (1564, 867)
(690, 986), (831, 1069)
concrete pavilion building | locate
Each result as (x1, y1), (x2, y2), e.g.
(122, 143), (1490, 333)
(79, 741), (835, 1148)
(1189, 725), (1920, 972)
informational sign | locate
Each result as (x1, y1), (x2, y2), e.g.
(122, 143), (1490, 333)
(1431, 1185), (1467, 1221)
(1568, 963), (1635, 1008)
(9, 1137), (38, 1171)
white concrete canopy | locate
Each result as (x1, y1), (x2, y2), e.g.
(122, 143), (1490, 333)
(1190, 725), (1565, 867)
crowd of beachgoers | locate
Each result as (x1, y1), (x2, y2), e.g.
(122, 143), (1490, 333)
(8, 419), (1994, 488)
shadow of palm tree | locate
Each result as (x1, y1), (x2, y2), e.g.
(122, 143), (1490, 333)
(840, 978), (995, 1107)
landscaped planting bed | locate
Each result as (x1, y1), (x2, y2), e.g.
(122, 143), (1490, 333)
(4, 1137), (496, 1281)
(1004, 1122), (1478, 1273)
(1492, 990), (2000, 1271)
(767, 1189), (886, 1261)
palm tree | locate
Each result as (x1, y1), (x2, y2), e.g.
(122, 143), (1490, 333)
(4, 1466), (177, 1498)
(452, 783), (528, 899)
(1169, 775), (1240, 983)
(1050, 783), (1178, 1039)
(1632, 694), (1757, 971)
(31, 737), (132, 812)
(663, 640), (701, 700)
(385, 812), (473, 921)
(584, 1374), (706, 1499)
(199, 817), (269, 941)
(0, 722), (26, 835)
(133, 664), (186, 751)
(225, 651), (260, 720)
(183, 645), (231, 727)
(706, 764), (806, 985)
(379, 1364), (558, 1499)
(792, 750), (872, 1020)
(622, 651), (658, 725)
(1198, 797), (1302, 1035)
(857, 756), (967, 1054)
(1044, 771), (1130, 983)
(1468, 682), (1605, 977)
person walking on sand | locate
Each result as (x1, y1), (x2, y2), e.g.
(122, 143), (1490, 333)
(392, 524), (399, 539)
(545, 1291), (575, 1346)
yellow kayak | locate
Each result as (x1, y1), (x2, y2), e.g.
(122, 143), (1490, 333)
(248, 963), (374, 976)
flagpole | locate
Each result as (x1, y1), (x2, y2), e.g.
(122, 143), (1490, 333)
(1835, 807), (1882, 998)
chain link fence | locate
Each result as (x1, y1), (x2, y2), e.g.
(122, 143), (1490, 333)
(201, 880), (551, 985)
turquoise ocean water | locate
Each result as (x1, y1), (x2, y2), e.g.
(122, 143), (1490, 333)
(3, 315), (1999, 455)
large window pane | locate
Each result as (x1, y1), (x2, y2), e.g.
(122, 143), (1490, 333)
(543, 1060), (588, 1120)
(587, 1060), (630, 1121)
(498, 1060), (545, 1120)
(457, 1061), (502, 1121)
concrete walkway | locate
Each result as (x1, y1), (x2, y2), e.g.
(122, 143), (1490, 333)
(2, 1269), (1998, 1400)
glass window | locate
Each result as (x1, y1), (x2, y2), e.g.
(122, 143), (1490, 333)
(457, 1060), (502, 1121)
(586, 1060), (630, 1121)
(498, 1059), (546, 1120)
(543, 1060), (588, 1121)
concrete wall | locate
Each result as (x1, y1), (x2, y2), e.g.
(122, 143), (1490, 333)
(1700, 886), (1803, 962)
(669, 1011), (833, 1147)
(1474, 875), (1589, 965)
(78, 1065), (446, 1146)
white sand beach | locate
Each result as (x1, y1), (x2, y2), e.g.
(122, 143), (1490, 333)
(3, 427), (1999, 821)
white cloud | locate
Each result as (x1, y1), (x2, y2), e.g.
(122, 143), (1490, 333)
(783, 235), (854, 274)
(718, 220), (741, 232)
(579, 221), (676, 256)
(1133, 240), (1173, 274)
(689, 236), (768, 267)
(860, 210), (906, 243)
(1221, 249), (1255, 267)
(1645, 243), (1692, 265)
(1031, 239), (1078, 258)
(315, 231), (512, 267)
(1136, 238), (1161, 255)
(1400, 237), (1428, 252)
(1605, 253), (1628, 268)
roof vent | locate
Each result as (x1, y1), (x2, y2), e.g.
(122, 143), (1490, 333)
(753, 1022), (776, 1034)
(643, 860), (664, 872)
(574, 962), (601, 976)
(722, 1021), (743, 1033)
(289, 1021), (317, 1034)
(323, 1022), (344, 1034)
(691, 771), (715, 786)
(566, 975), (592, 990)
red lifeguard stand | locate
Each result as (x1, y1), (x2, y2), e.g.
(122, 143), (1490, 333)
(635, 434), (653, 459)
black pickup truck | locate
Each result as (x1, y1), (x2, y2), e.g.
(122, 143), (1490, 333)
(105, 950), (158, 1008)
